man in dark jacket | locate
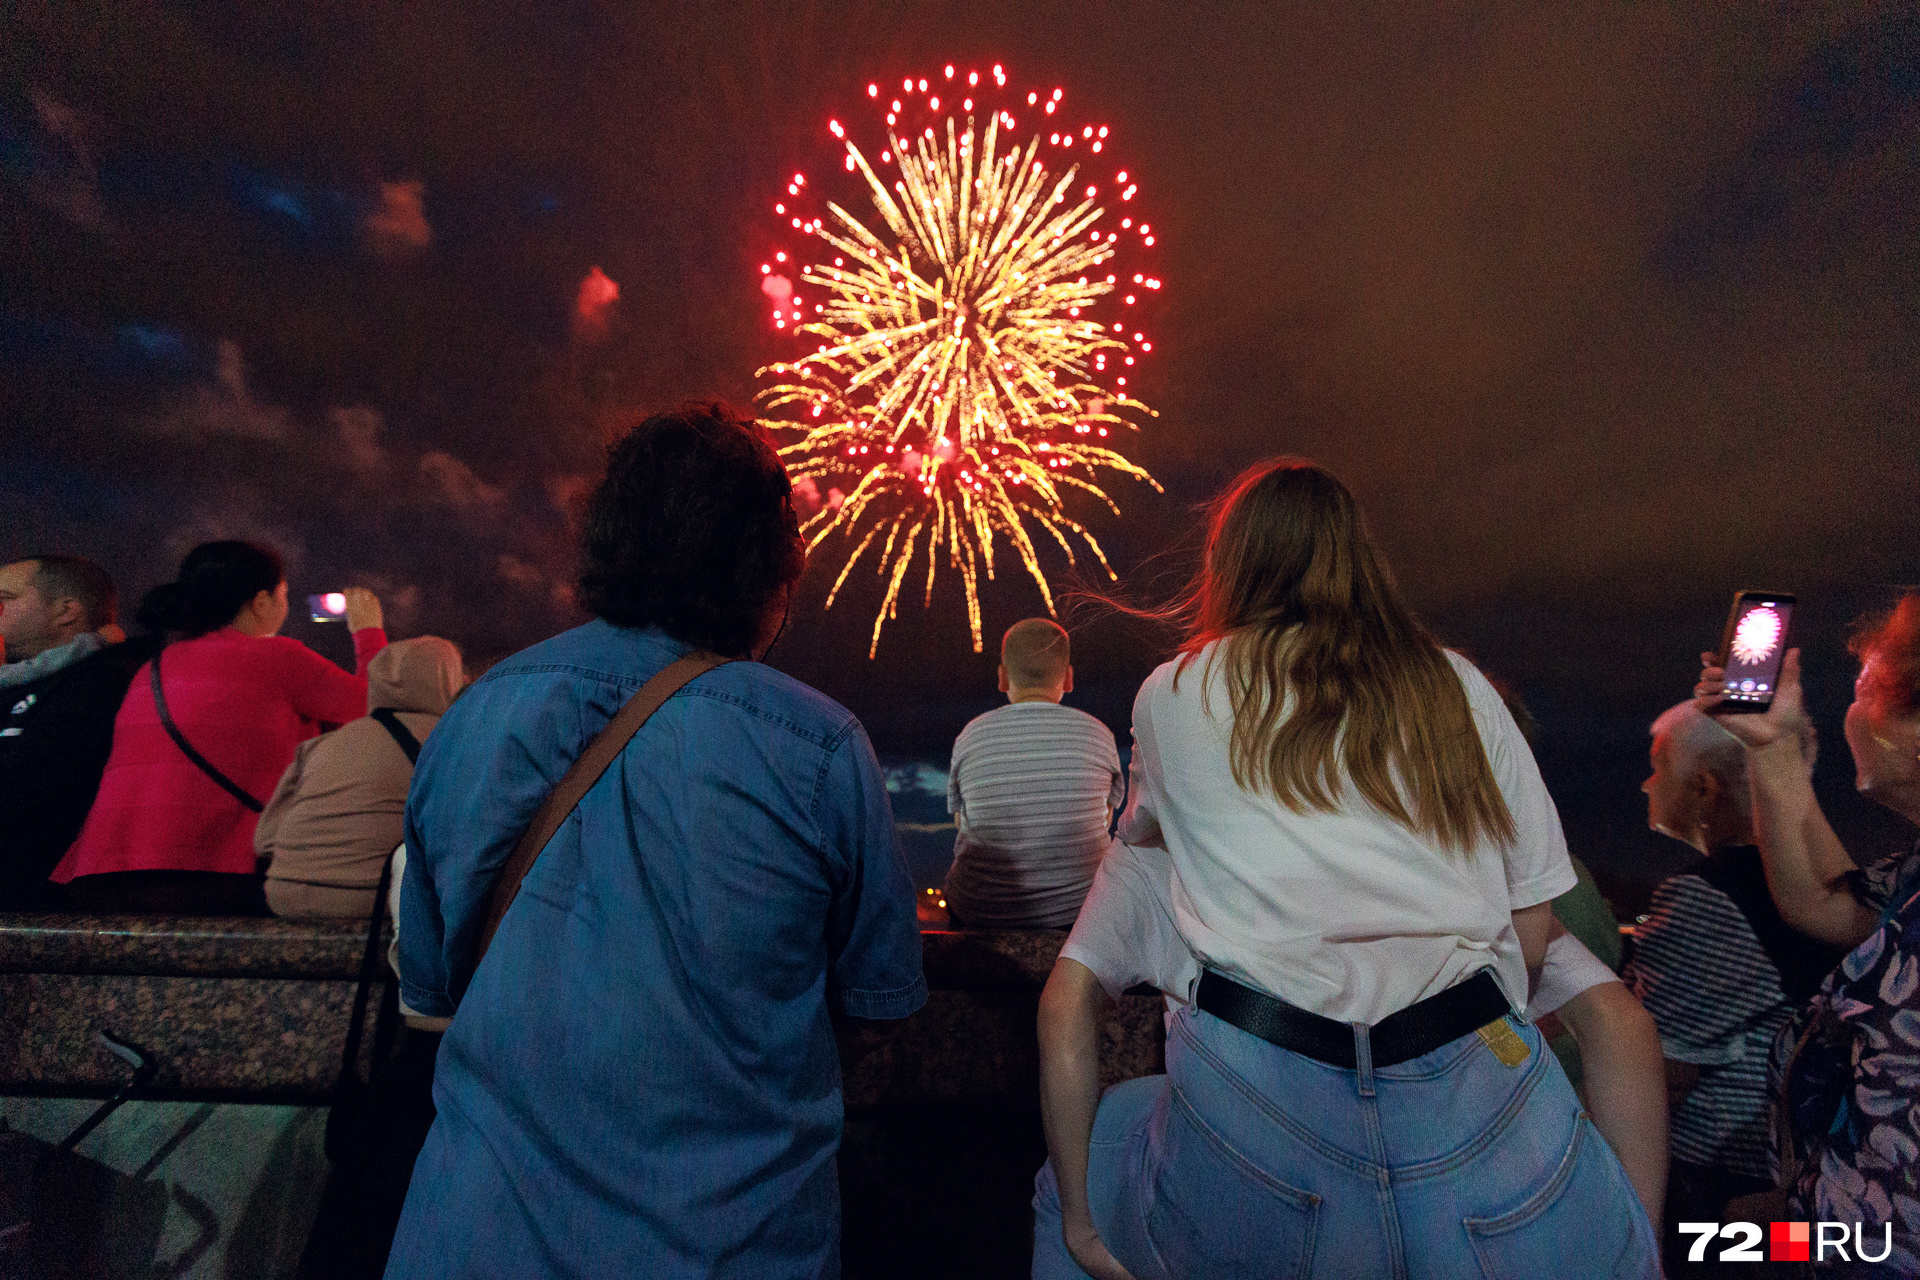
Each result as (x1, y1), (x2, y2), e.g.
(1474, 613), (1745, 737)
(0, 555), (160, 909)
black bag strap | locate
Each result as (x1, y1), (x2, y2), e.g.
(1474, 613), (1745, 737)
(1696, 849), (1849, 1002)
(150, 650), (263, 813)
(335, 710), (419, 1114)
(369, 708), (421, 764)
(327, 851), (396, 1160)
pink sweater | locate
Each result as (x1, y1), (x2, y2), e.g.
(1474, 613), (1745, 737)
(52, 626), (387, 881)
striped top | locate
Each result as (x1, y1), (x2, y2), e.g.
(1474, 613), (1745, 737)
(1621, 847), (1842, 1180)
(944, 700), (1124, 928)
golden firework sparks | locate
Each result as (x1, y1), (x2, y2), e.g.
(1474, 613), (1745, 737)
(756, 66), (1163, 656)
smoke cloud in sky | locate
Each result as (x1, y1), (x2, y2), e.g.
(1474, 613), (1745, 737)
(418, 450), (507, 513)
(361, 179), (432, 255)
(575, 266), (620, 337)
(147, 340), (291, 442)
(333, 405), (387, 475)
(1, 0), (1915, 784)
(16, 87), (111, 234)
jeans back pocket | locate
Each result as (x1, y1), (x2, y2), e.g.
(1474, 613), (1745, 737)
(1145, 1088), (1321, 1279)
(1462, 1114), (1658, 1280)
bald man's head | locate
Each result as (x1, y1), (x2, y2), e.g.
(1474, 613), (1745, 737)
(999, 618), (1071, 700)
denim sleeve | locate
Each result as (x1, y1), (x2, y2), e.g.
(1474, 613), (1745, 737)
(396, 796), (455, 1018)
(396, 690), (566, 1017)
(820, 720), (928, 1021)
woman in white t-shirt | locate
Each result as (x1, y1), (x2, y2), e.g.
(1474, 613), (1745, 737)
(1030, 459), (1658, 1279)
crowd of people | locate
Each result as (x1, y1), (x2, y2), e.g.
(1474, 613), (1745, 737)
(2, 399), (1918, 1277)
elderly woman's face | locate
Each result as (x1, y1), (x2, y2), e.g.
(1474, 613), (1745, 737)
(1845, 657), (1920, 813)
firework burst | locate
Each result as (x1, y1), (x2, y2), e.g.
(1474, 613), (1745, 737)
(1731, 607), (1784, 666)
(755, 65), (1163, 656)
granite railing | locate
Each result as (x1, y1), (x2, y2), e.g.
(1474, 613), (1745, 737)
(0, 915), (1163, 1103)
(0, 913), (382, 1100)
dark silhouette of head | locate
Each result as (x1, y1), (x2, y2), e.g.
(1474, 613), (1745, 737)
(577, 402), (805, 656)
(136, 540), (285, 639)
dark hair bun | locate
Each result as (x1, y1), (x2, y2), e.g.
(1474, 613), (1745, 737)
(135, 540), (284, 639)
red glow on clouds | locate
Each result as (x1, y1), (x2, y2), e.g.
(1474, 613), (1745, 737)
(575, 266), (619, 333)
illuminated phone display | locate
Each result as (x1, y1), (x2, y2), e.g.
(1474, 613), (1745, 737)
(1717, 591), (1794, 713)
(308, 592), (349, 623)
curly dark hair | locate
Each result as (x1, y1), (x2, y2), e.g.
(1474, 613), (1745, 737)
(577, 402), (805, 655)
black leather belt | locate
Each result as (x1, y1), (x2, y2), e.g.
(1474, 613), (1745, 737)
(1195, 968), (1512, 1069)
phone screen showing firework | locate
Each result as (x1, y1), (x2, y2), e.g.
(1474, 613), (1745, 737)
(308, 592), (349, 623)
(1716, 591), (1794, 713)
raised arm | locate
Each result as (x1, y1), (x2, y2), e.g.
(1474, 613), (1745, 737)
(1697, 649), (1877, 948)
(280, 639), (378, 727)
(1037, 957), (1138, 1280)
(281, 589), (387, 726)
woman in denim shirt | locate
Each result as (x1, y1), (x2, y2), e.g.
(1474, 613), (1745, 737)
(385, 404), (926, 1280)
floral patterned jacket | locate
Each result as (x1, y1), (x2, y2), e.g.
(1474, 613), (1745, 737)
(1773, 847), (1920, 1276)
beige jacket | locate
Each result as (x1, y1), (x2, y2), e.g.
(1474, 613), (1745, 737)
(258, 637), (463, 919)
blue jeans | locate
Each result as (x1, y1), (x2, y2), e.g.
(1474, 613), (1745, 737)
(1034, 1004), (1659, 1279)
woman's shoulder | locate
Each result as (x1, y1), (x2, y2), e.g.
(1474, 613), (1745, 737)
(249, 633), (350, 679)
(159, 629), (311, 672)
(183, 629), (323, 661)
(1438, 649), (1517, 733)
(1439, 646), (1498, 698)
(1138, 644), (1215, 699)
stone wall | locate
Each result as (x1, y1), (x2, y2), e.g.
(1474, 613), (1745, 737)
(0, 913), (1164, 1278)
(0, 915), (1163, 1103)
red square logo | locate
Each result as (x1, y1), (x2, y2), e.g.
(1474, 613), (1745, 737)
(1770, 1221), (1810, 1262)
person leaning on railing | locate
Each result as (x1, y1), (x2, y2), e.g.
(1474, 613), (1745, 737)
(385, 402), (926, 1280)
(1031, 458), (1659, 1280)
(256, 635), (465, 920)
(1696, 593), (1920, 1271)
(0, 553), (160, 911)
(50, 540), (386, 915)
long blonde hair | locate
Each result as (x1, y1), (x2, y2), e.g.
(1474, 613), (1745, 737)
(1173, 458), (1514, 851)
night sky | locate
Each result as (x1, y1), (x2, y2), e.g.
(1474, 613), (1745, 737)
(5, 3), (1917, 899)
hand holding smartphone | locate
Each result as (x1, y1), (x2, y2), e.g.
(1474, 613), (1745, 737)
(1711, 590), (1795, 713)
(308, 587), (383, 630)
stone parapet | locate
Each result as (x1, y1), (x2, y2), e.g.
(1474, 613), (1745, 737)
(0, 915), (1163, 1102)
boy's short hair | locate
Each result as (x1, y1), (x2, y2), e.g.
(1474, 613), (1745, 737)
(1002, 618), (1070, 689)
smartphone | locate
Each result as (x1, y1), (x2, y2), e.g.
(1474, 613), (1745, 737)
(308, 592), (349, 623)
(1714, 590), (1795, 713)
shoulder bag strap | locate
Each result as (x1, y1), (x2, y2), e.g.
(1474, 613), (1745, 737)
(150, 650), (264, 813)
(369, 707), (422, 764)
(332, 854), (396, 1097)
(473, 651), (727, 963)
